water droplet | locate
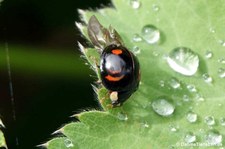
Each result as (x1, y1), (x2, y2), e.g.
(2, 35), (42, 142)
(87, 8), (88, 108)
(141, 25), (160, 44)
(218, 68), (225, 78)
(187, 84), (197, 92)
(159, 80), (165, 87)
(219, 40), (225, 47)
(166, 47), (199, 76)
(152, 51), (160, 57)
(202, 73), (213, 83)
(117, 112), (128, 121)
(183, 95), (190, 102)
(184, 132), (196, 143)
(186, 112), (198, 123)
(195, 93), (205, 102)
(205, 130), (222, 145)
(132, 34), (142, 42)
(219, 117), (225, 126)
(168, 78), (180, 89)
(205, 50), (213, 59)
(152, 98), (175, 117)
(152, 4), (160, 12)
(204, 116), (215, 126)
(218, 58), (225, 64)
(132, 46), (141, 55)
(130, 0), (141, 9)
(209, 27), (215, 33)
(141, 122), (149, 128)
(169, 124), (179, 132)
(64, 139), (74, 148)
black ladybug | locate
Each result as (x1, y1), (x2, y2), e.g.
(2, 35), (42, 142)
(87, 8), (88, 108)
(87, 15), (140, 107)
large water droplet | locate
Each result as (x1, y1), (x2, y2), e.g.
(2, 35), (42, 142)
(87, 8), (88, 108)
(186, 112), (198, 123)
(218, 68), (225, 78)
(184, 132), (196, 143)
(168, 78), (180, 89)
(132, 34), (142, 42)
(204, 116), (215, 126)
(64, 139), (74, 148)
(130, 0), (141, 9)
(202, 73), (213, 83)
(205, 50), (213, 59)
(205, 130), (222, 146)
(141, 25), (160, 44)
(117, 112), (128, 121)
(152, 98), (175, 117)
(167, 47), (199, 76)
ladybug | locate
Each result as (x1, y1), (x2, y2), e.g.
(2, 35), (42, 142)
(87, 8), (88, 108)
(87, 15), (140, 107)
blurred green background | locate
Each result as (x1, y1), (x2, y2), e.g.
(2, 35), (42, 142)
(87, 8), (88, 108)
(0, 0), (111, 148)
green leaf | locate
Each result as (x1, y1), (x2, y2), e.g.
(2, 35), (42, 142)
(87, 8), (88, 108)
(47, 0), (225, 148)
(0, 119), (7, 148)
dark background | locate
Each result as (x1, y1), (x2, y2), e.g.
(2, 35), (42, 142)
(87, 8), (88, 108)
(0, 0), (111, 148)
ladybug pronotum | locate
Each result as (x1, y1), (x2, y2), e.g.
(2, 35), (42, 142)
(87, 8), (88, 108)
(87, 15), (140, 107)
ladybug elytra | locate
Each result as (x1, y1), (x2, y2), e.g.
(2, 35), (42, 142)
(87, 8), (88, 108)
(87, 15), (140, 107)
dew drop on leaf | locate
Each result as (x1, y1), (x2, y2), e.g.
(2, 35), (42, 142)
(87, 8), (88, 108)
(195, 93), (205, 102)
(186, 84), (197, 92)
(218, 68), (225, 78)
(117, 112), (128, 121)
(209, 27), (215, 33)
(184, 132), (196, 143)
(152, 98), (175, 116)
(130, 0), (141, 9)
(219, 40), (225, 47)
(218, 58), (225, 64)
(186, 112), (198, 123)
(205, 130), (222, 146)
(152, 51), (160, 57)
(159, 80), (165, 87)
(141, 122), (149, 128)
(132, 46), (141, 55)
(219, 117), (225, 126)
(205, 50), (213, 59)
(141, 25), (160, 44)
(169, 124), (179, 132)
(202, 73), (213, 83)
(204, 116), (215, 126)
(168, 78), (180, 89)
(152, 4), (160, 12)
(183, 95), (190, 102)
(64, 139), (74, 148)
(132, 34), (142, 42)
(166, 47), (199, 76)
